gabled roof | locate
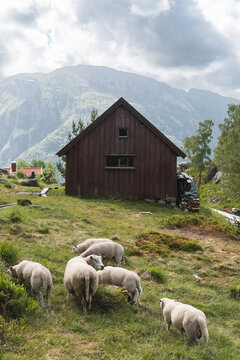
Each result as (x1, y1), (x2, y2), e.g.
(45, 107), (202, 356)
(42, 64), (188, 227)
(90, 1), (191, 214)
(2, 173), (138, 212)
(56, 97), (186, 158)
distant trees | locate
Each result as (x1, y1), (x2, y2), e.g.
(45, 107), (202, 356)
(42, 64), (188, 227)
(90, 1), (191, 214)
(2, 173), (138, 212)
(56, 107), (98, 179)
(183, 119), (214, 185)
(214, 104), (240, 192)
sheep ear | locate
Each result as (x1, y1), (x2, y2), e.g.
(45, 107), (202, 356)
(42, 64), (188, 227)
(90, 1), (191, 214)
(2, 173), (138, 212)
(90, 255), (93, 260)
(10, 266), (13, 270)
(73, 244), (77, 248)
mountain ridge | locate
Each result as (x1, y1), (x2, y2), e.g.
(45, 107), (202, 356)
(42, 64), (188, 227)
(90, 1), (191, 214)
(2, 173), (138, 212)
(0, 64), (239, 167)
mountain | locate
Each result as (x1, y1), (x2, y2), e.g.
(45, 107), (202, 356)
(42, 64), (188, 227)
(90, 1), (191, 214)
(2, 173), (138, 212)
(0, 65), (239, 167)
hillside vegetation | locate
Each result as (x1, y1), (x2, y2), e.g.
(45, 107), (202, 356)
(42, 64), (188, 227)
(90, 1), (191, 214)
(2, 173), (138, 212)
(0, 182), (240, 359)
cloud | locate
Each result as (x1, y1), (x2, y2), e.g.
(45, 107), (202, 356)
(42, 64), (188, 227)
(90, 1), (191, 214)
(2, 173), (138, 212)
(0, 0), (239, 98)
(9, 6), (40, 26)
(73, 0), (233, 68)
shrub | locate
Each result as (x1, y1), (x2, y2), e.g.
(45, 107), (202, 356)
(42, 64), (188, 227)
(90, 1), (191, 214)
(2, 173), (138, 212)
(0, 242), (18, 265)
(16, 170), (26, 179)
(149, 267), (167, 283)
(230, 286), (240, 300)
(41, 162), (57, 184)
(3, 183), (12, 189)
(163, 214), (203, 228)
(0, 273), (40, 320)
(8, 209), (22, 223)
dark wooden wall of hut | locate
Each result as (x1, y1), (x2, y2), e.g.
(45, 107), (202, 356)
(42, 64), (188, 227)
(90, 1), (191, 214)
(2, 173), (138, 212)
(65, 105), (177, 199)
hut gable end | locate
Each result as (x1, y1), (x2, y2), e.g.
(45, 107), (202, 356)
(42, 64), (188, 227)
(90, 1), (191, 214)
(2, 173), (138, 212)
(57, 97), (186, 199)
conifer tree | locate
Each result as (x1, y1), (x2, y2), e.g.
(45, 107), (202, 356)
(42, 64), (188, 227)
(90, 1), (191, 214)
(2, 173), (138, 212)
(214, 104), (240, 191)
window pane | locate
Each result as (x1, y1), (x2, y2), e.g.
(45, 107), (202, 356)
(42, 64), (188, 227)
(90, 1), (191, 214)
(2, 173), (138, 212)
(106, 156), (119, 167)
(119, 128), (128, 137)
(120, 157), (127, 167)
(106, 155), (134, 168)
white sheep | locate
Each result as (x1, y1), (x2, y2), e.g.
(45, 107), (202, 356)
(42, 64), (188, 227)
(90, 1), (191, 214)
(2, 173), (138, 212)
(7, 260), (52, 309)
(79, 242), (124, 266)
(63, 255), (104, 314)
(72, 238), (113, 253)
(159, 298), (209, 344)
(98, 266), (142, 303)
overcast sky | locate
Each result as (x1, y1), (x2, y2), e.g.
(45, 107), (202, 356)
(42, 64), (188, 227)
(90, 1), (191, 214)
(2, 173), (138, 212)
(1, 0), (240, 98)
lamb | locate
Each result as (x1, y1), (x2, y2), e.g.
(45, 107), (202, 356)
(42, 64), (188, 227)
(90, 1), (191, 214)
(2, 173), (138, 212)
(63, 254), (104, 314)
(7, 260), (52, 309)
(72, 238), (113, 253)
(159, 298), (209, 344)
(79, 242), (124, 266)
(98, 266), (142, 303)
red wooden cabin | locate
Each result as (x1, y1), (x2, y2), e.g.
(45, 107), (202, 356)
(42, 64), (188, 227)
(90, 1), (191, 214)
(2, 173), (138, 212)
(57, 98), (186, 199)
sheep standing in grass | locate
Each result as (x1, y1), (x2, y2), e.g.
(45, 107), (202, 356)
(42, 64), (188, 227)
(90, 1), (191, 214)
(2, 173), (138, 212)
(98, 266), (142, 303)
(64, 255), (104, 314)
(79, 242), (124, 266)
(7, 260), (52, 309)
(159, 298), (209, 344)
(72, 238), (113, 253)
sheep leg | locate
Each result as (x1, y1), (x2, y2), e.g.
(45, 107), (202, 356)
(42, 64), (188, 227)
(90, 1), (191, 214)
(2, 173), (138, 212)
(46, 286), (51, 308)
(38, 291), (46, 309)
(167, 323), (171, 331)
(81, 296), (87, 315)
(132, 289), (139, 303)
(88, 294), (92, 310)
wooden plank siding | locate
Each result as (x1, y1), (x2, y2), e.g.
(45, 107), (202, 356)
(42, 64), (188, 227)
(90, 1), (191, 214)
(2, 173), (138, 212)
(64, 104), (179, 199)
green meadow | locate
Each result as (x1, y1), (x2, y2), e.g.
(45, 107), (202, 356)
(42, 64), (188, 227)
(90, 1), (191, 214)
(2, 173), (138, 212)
(0, 183), (240, 360)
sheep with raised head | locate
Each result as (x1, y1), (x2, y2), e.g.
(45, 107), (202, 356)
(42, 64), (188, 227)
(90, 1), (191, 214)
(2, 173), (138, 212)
(79, 242), (124, 266)
(159, 298), (209, 344)
(7, 260), (52, 309)
(98, 266), (142, 303)
(64, 255), (104, 314)
(72, 238), (113, 253)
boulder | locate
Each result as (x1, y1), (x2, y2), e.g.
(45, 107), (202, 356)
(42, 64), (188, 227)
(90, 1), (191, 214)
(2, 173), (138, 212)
(232, 208), (240, 216)
(211, 171), (222, 185)
(17, 199), (32, 206)
(18, 178), (39, 187)
(207, 196), (217, 203)
(205, 166), (218, 183)
(0, 169), (9, 175)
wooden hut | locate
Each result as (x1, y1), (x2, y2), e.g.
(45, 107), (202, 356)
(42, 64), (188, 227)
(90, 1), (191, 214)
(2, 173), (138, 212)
(57, 97), (186, 200)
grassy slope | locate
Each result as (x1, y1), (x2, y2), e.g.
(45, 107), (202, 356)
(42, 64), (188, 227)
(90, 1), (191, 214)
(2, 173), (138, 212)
(0, 183), (240, 360)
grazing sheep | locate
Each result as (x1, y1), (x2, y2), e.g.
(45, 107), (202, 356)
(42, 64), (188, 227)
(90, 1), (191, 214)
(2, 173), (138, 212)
(159, 298), (209, 344)
(72, 238), (113, 253)
(79, 242), (124, 266)
(7, 260), (52, 309)
(98, 266), (142, 303)
(64, 255), (104, 314)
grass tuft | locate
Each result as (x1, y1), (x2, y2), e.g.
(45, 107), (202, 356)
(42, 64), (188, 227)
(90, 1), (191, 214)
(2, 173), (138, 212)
(136, 231), (202, 255)
(149, 267), (167, 283)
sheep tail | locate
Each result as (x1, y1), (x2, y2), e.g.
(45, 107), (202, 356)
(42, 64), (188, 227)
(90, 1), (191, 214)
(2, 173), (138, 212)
(198, 316), (209, 343)
(85, 274), (90, 302)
